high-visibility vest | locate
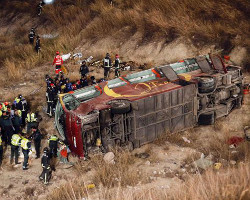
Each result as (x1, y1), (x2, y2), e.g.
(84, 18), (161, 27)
(15, 97), (21, 104)
(26, 113), (37, 122)
(55, 55), (63, 65)
(1, 103), (7, 111)
(11, 134), (21, 146)
(18, 110), (22, 117)
(104, 58), (111, 67)
(21, 138), (30, 150)
(0, 136), (2, 146)
(0, 110), (2, 117)
(49, 135), (58, 142)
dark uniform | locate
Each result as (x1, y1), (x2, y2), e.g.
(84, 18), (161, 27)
(25, 112), (38, 134)
(79, 62), (89, 77)
(0, 112), (14, 145)
(0, 132), (3, 167)
(29, 28), (36, 44)
(10, 134), (22, 165)
(35, 36), (41, 53)
(80, 76), (88, 88)
(46, 85), (57, 117)
(30, 128), (42, 158)
(12, 111), (22, 134)
(114, 56), (120, 78)
(15, 95), (28, 126)
(103, 53), (112, 79)
(21, 137), (31, 170)
(39, 147), (52, 184)
(48, 135), (62, 158)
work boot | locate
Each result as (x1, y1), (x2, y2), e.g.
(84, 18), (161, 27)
(23, 167), (28, 170)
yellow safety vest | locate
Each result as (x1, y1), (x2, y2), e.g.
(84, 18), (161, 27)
(49, 135), (58, 142)
(2, 104), (7, 111)
(26, 113), (37, 122)
(0, 136), (2, 146)
(11, 134), (21, 146)
(18, 110), (22, 117)
(21, 138), (30, 150)
(0, 110), (2, 117)
(15, 97), (21, 104)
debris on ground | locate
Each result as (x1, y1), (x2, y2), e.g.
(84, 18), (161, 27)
(135, 152), (150, 159)
(214, 163), (222, 170)
(182, 137), (191, 143)
(193, 154), (214, 170)
(40, 33), (59, 39)
(244, 126), (250, 141)
(103, 152), (115, 164)
(227, 136), (245, 148)
(62, 53), (71, 61)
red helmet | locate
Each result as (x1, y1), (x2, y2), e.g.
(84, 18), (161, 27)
(115, 54), (119, 58)
(0, 105), (2, 109)
(50, 83), (55, 87)
(56, 51), (59, 55)
(4, 102), (9, 106)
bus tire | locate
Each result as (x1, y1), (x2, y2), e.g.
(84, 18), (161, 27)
(198, 76), (215, 93)
(198, 112), (215, 125)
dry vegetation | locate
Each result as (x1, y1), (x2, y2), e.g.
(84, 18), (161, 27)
(0, 0), (250, 83)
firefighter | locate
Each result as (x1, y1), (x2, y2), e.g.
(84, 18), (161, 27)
(103, 53), (112, 79)
(21, 136), (31, 170)
(37, 1), (45, 16)
(12, 109), (22, 134)
(46, 84), (56, 117)
(28, 28), (36, 44)
(35, 36), (41, 53)
(25, 111), (38, 134)
(79, 61), (89, 77)
(30, 126), (42, 159)
(10, 132), (22, 165)
(0, 128), (3, 168)
(114, 54), (121, 78)
(52, 51), (63, 74)
(39, 147), (52, 184)
(0, 111), (14, 146)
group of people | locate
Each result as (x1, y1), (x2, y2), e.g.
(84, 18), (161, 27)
(28, 28), (41, 53)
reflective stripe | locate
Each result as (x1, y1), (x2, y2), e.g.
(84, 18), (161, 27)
(49, 135), (58, 142)
(0, 136), (2, 145)
(104, 58), (110, 67)
(11, 134), (21, 146)
(18, 110), (22, 117)
(55, 55), (62, 65)
(26, 113), (36, 122)
(21, 138), (30, 150)
(0, 110), (2, 117)
(15, 97), (21, 103)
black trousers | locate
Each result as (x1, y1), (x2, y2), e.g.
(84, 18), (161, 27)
(104, 67), (110, 78)
(21, 111), (27, 126)
(22, 149), (29, 168)
(29, 37), (34, 44)
(0, 145), (3, 166)
(47, 102), (53, 116)
(5, 126), (14, 146)
(14, 125), (21, 134)
(34, 140), (41, 158)
(49, 141), (58, 158)
(40, 167), (52, 183)
(11, 145), (19, 164)
(115, 68), (120, 77)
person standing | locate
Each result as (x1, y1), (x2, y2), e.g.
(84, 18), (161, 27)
(103, 53), (112, 79)
(53, 51), (63, 74)
(28, 28), (36, 44)
(48, 135), (62, 158)
(25, 111), (38, 134)
(12, 109), (22, 134)
(37, 1), (45, 16)
(15, 94), (28, 126)
(46, 84), (56, 117)
(10, 132), (22, 165)
(79, 61), (89, 77)
(114, 54), (121, 78)
(21, 136), (31, 170)
(90, 76), (97, 85)
(80, 75), (88, 88)
(35, 36), (41, 53)
(30, 126), (42, 159)
(0, 111), (14, 146)
(39, 147), (52, 184)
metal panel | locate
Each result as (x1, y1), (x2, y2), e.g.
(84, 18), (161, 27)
(146, 125), (156, 142)
(171, 105), (183, 117)
(171, 116), (185, 132)
(185, 113), (194, 128)
(156, 109), (170, 121)
(145, 96), (155, 113)
(183, 84), (195, 102)
(159, 65), (178, 81)
(196, 56), (212, 73)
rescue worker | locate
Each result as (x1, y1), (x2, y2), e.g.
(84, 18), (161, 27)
(15, 94), (28, 126)
(39, 147), (52, 184)
(90, 76), (97, 85)
(103, 53), (112, 79)
(12, 109), (22, 134)
(48, 135), (62, 158)
(79, 75), (88, 88)
(65, 78), (73, 92)
(45, 74), (53, 88)
(114, 54), (121, 78)
(37, 1), (45, 16)
(28, 28), (36, 44)
(46, 84), (56, 117)
(35, 36), (41, 53)
(25, 111), (38, 134)
(52, 51), (63, 74)
(30, 126), (42, 159)
(0, 128), (3, 168)
(79, 61), (89, 77)
(21, 136), (31, 170)
(0, 111), (14, 146)
(10, 132), (22, 165)
(55, 79), (61, 94)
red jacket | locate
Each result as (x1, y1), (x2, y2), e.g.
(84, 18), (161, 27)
(53, 55), (63, 65)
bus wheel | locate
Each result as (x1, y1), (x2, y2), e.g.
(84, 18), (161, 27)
(110, 100), (131, 114)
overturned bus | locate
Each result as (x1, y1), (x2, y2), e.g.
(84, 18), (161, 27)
(55, 54), (244, 158)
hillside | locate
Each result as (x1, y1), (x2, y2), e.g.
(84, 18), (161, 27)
(0, 1), (249, 200)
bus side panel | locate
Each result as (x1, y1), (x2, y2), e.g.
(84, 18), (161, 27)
(132, 84), (196, 146)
